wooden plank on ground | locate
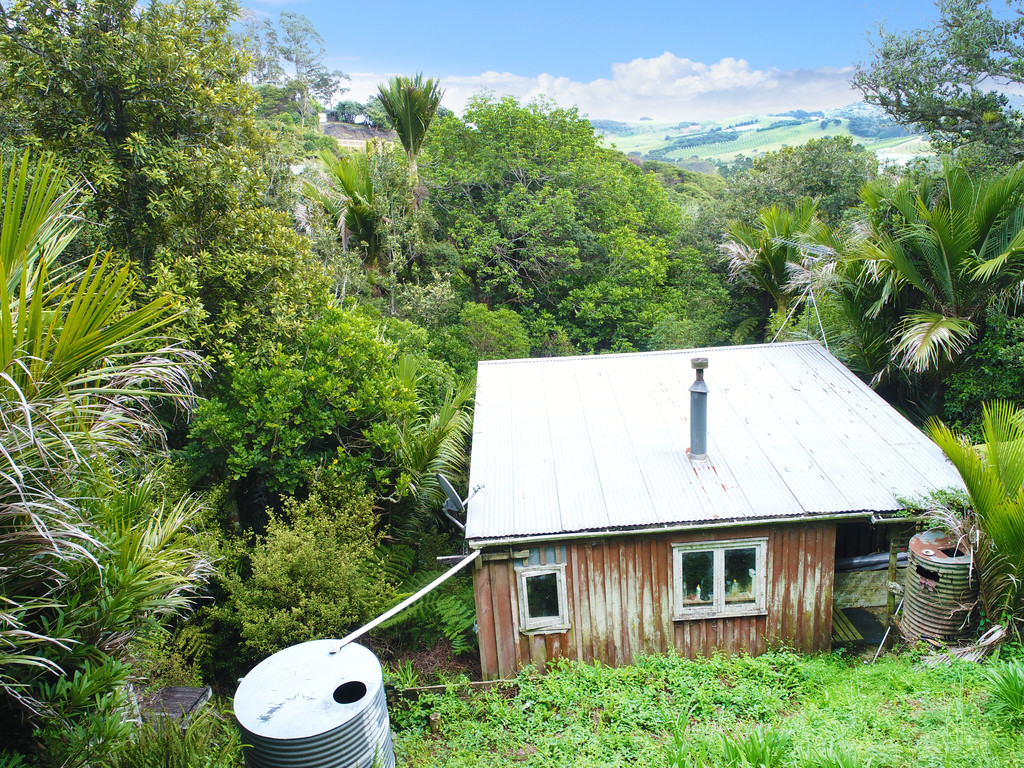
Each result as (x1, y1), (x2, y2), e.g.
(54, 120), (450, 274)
(831, 606), (864, 644)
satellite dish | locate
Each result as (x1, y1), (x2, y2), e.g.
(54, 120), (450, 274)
(436, 474), (482, 533)
(438, 474), (465, 515)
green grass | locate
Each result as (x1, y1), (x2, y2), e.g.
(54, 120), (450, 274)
(391, 649), (1024, 768)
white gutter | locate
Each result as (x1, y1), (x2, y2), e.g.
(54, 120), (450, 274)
(331, 550), (481, 652)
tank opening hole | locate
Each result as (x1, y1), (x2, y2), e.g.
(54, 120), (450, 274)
(916, 565), (941, 582)
(940, 547), (963, 558)
(333, 681), (367, 704)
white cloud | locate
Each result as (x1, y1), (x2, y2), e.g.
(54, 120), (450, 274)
(340, 53), (859, 123)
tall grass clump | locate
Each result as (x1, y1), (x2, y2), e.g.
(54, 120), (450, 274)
(719, 725), (791, 768)
(796, 744), (872, 768)
(666, 723), (792, 768)
(665, 722), (713, 768)
(983, 659), (1024, 727)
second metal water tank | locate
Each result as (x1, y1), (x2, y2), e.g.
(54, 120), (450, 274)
(901, 530), (977, 641)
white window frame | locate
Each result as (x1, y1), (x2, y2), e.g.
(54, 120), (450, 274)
(672, 538), (768, 620)
(515, 563), (570, 633)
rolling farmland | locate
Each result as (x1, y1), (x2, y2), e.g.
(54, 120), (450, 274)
(595, 112), (929, 165)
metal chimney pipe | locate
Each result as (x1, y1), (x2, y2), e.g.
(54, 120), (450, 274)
(689, 357), (709, 459)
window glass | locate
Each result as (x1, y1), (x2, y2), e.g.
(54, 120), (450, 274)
(680, 550), (714, 607)
(724, 547), (757, 605)
(525, 572), (560, 619)
(672, 537), (766, 620)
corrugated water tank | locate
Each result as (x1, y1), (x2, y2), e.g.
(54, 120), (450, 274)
(901, 530), (977, 641)
(234, 639), (395, 768)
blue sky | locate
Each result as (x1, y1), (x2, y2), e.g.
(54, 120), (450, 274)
(244, 0), (946, 122)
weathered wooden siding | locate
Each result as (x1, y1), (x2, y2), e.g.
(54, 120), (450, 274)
(474, 522), (837, 679)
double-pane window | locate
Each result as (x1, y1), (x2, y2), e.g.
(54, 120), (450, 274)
(673, 538), (767, 619)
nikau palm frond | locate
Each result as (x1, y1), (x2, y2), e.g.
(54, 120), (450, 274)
(858, 160), (1024, 373)
(376, 73), (443, 181)
(892, 311), (975, 373)
(926, 402), (1024, 636)
(305, 149), (382, 271)
(723, 201), (823, 317)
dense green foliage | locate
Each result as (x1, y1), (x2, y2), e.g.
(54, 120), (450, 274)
(0, 0), (262, 271)
(423, 95), (737, 352)
(726, 136), (878, 225)
(191, 308), (412, 504)
(0, 152), (212, 764)
(944, 311), (1024, 436)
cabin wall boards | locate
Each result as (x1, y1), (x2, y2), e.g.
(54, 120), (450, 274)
(473, 523), (836, 679)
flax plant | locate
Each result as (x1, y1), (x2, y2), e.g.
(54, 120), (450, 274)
(0, 150), (209, 744)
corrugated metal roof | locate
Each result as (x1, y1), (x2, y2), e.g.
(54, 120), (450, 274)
(465, 341), (965, 545)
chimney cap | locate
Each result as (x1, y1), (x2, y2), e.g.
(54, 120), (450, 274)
(691, 357), (708, 370)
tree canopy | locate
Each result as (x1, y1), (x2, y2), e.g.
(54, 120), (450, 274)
(422, 95), (731, 352)
(0, 0), (261, 271)
(853, 0), (1024, 168)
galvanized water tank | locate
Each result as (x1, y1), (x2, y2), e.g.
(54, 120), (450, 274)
(901, 530), (977, 641)
(234, 640), (395, 768)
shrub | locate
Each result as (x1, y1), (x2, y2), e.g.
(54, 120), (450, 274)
(459, 303), (531, 361)
(943, 312), (1024, 439)
(223, 472), (396, 657)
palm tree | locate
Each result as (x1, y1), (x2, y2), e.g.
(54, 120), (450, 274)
(0, 151), (208, 726)
(305, 149), (382, 272)
(722, 199), (822, 321)
(856, 161), (1024, 373)
(375, 73), (443, 187)
(390, 355), (474, 541)
(926, 402), (1024, 637)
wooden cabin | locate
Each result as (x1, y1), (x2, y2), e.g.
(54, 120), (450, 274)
(465, 342), (964, 679)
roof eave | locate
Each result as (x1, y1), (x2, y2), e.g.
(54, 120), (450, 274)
(466, 509), (887, 550)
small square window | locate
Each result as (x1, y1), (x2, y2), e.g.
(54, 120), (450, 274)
(516, 564), (569, 633)
(672, 538), (767, 620)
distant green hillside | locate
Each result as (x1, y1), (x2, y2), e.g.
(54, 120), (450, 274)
(592, 107), (930, 166)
